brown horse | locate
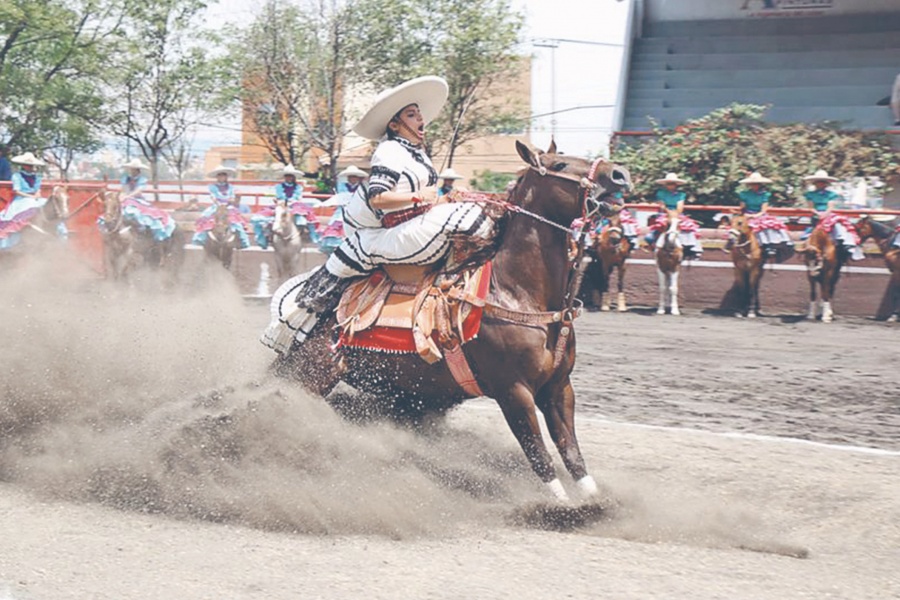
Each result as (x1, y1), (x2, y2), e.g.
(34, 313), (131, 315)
(271, 200), (303, 283)
(98, 190), (185, 284)
(203, 203), (240, 270)
(595, 208), (634, 312)
(856, 216), (900, 321)
(272, 141), (631, 501)
(728, 214), (766, 318)
(802, 223), (848, 322)
(9, 185), (70, 250)
(654, 211), (684, 315)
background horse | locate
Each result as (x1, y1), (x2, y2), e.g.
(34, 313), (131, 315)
(654, 211), (683, 315)
(203, 203), (240, 270)
(273, 141), (631, 501)
(727, 214), (765, 318)
(802, 223), (848, 323)
(98, 190), (136, 281)
(271, 200), (303, 283)
(12, 185), (70, 250)
(856, 216), (900, 321)
(595, 209), (633, 312)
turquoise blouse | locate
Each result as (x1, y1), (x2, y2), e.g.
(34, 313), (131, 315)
(654, 188), (686, 210)
(738, 189), (771, 213)
(275, 182), (302, 202)
(804, 189), (840, 211)
(208, 182), (235, 203)
(12, 171), (42, 199)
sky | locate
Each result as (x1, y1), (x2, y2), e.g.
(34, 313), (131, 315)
(195, 0), (631, 158)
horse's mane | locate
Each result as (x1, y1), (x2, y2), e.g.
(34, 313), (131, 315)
(868, 218), (894, 238)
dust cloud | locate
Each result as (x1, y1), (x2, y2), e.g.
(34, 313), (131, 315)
(0, 249), (798, 554)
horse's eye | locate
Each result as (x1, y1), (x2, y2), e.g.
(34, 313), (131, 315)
(550, 162), (567, 172)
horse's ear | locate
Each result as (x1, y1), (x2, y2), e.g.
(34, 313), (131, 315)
(547, 138), (557, 155)
(516, 140), (540, 168)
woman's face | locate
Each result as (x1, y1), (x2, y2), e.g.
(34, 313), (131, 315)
(389, 104), (425, 143)
(664, 182), (679, 192)
(347, 175), (362, 185)
(217, 173), (229, 183)
(22, 164), (35, 173)
(284, 174), (296, 185)
(129, 168), (141, 178)
(749, 183), (763, 192)
(814, 180), (828, 190)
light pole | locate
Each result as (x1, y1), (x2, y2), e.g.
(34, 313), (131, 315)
(533, 39), (560, 140)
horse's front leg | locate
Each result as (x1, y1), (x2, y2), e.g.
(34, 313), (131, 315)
(748, 266), (762, 318)
(821, 266), (837, 323)
(669, 269), (681, 316)
(497, 382), (568, 501)
(616, 262), (627, 312)
(807, 273), (819, 320)
(601, 264), (613, 311)
(656, 267), (667, 315)
(536, 377), (597, 499)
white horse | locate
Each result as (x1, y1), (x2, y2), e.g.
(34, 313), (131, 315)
(654, 213), (684, 316)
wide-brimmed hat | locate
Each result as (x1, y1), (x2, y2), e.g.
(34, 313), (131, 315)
(352, 76), (449, 141)
(11, 152), (45, 167)
(209, 165), (236, 177)
(655, 172), (686, 185)
(282, 164), (301, 176)
(439, 167), (464, 180)
(121, 158), (148, 171)
(739, 171), (773, 185)
(803, 169), (838, 183)
(338, 165), (368, 179)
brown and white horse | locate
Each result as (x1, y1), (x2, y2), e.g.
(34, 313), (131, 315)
(98, 190), (136, 280)
(595, 208), (634, 312)
(271, 200), (303, 283)
(728, 214), (766, 318)
(654, 211), (684, 315)
(802, 224), (846, 322)
(855, 216), (900, 321)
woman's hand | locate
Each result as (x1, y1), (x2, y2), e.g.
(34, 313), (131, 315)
(415, 186), (438, 205)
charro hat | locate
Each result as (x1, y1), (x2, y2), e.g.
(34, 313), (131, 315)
(121, 158), (148, 170)
(209, 164), (236, 177)
(338, 165), (368, 178)
(282, 164), (301, 176)
(803, 169), (838, 183)
(655, 172), (686, 185)
(739, 171), (773, 185)
(352, 76), (449, 141)
(439, 167), (464, 180)
(11, 152), (45, 167)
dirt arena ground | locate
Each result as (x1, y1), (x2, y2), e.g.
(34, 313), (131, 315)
(1, 252), (897, 600)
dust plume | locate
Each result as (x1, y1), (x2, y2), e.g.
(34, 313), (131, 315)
(0, 249), (541, 537)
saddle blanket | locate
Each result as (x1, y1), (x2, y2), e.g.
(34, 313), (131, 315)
(649, 214), (699, 233)
(335, 262), (492, 356)
(749, 214), (788, 232)
(817, 213), (860, 245)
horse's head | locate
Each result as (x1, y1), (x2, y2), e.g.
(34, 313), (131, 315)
(210, 203), (235, 244)
(100, 190), (122, 225)
(855, 215), (891, 243)
(601, 209), (624, 246)
(728, 213), (753, 246)
(45, 186), (70, 222)
(514, 141), (631, 224)
(272, 200), (290, 236)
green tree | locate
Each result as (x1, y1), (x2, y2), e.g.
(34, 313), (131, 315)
(350, 0), (527, 166)
(613, 104), (900, 206)
(108, 0), (229, 185)
(0, 0), (124, 154)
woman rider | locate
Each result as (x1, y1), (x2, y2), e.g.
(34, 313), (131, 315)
(263, 76), (494, 352)
(727, 171), (792, 256)
(802, 169), (864, 260)
(110, 158), (176, 242)
(644, 172), (702, 258)
(192, 165), (250, 249)
(0, 152), (60, 250)
(252, 164), (314, 249)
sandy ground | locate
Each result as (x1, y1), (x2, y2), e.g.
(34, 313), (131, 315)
(1, 251), (898, 600)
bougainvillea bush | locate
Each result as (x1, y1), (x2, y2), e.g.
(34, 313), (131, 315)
(612, 104), (899, 207)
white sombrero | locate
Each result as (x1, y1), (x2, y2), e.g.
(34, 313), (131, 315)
(655, 172), (686, 185)
(11, 152), (45, 167)
(352, 76), (449, 141)
(121, 158), (148, 170)
(439, 167), (464, 180)
(282, 164), (302, 176)
(338, 165), (368, 178)
(803, 169), (838, 183)
(739, 171), (773, 185)
(209, 164), (236, 177)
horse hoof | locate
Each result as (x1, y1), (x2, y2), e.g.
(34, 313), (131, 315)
(734, 312), (744, 318)
(601, 305), (610, 312)
(748, 312), (757, 319)
(617, 305), (627, 313)
(887, 314), (898, 323)
(656, 309), (665, 315)
(671, 309), (681, 316)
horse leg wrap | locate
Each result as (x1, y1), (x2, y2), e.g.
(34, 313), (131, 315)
(576, 475), (599, 497)
(546, 478), (569, 502)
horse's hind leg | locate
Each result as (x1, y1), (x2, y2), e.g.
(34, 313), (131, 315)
(807, 276), (819, 320)
(600, 265), (612, 311)
(656, 268), (667, 315)
(748, 267), (762, 318)
(669, 270), (681, 316)
(822, 267), (838, 323)
(497, 382), (568, 501)
(536, 378), (597, 498)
